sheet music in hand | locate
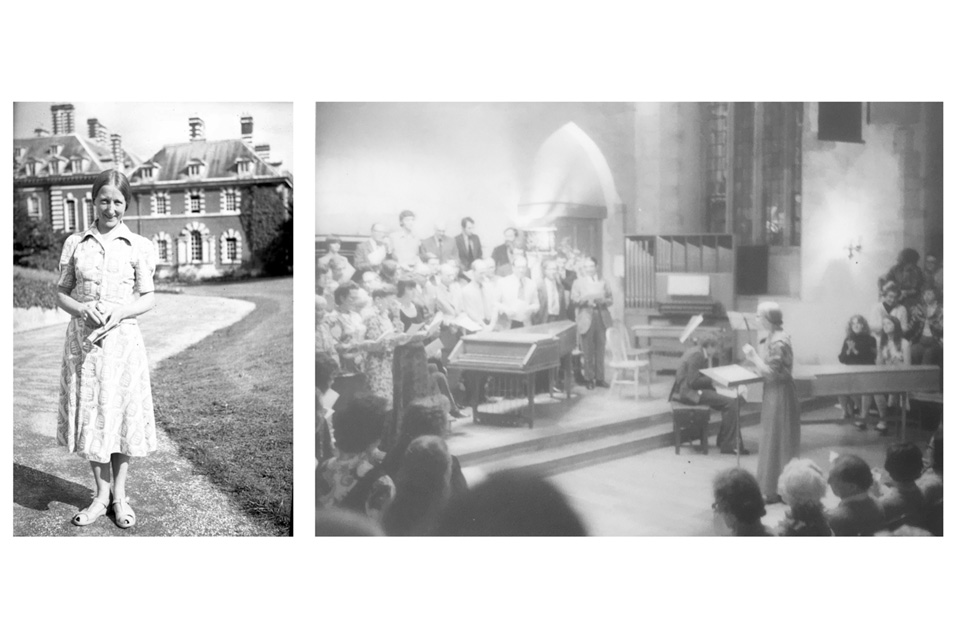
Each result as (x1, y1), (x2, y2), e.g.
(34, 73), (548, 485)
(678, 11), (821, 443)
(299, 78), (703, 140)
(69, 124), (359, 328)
(424, 311), (444, 334)
(700, 364), (763, 388)
(679, 314), (704, 343)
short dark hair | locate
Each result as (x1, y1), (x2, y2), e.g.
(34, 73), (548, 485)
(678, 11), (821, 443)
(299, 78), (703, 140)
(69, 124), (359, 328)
(461, 217), (474, 229)
(399, 210), (416, 224)
(334, 281), (359, 306)
(434, 469), (586, 536)
(400, 396), (449, 441)
(331, 392), (389, 454)
(884, 442), (924, 483)
(699, 336), (718, 349)
(828, 454), (874, 491)
(326, 235), (341, 248)
(91, 170), (132, 211)
(396, 279), (417, 298)
(899, 248), (920, 264)
(712, 468), (766, 523)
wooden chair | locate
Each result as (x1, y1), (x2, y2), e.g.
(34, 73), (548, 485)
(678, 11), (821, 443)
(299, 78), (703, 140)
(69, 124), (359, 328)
(605, 322), (652, 399)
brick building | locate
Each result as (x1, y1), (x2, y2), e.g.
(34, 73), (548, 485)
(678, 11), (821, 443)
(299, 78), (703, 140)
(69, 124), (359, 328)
(14, 104), (293, 279)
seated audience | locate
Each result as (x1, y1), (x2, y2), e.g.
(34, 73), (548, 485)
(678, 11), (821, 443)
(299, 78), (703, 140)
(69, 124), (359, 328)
(775, 459), (832, 536)
(434, 469), (587, 536)
(879, 248), (924, 308)
(908, 285), (943, 367)
(316, 392), (395, 520)
(877, 442), (926, 530)
(711, 468), (771, 536)
(874, 315), (908, 434)
(826, 454), (885, 536)
(380, 396), (468, 496)
(837, 314), (877, 428)
(382, 435), (453, 536)
(316, 507), (384, 536)
(869, 283), (909, 343)
(917, 427), (943, 536)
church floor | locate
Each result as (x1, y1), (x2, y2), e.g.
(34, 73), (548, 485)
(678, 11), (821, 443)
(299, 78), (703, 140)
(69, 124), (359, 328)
(550, 405), (934, 536)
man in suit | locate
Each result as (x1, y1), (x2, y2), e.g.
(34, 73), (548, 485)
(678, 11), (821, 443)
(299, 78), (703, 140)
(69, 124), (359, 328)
(570, 256), (613, 389)
(455, 217), (483, 272)
(354, 223), (394, 273)
(534, 258), (568, 324)
(491, 227), (523, 277)
(672, 337), (746, 454)
(421, 220), (459, 265)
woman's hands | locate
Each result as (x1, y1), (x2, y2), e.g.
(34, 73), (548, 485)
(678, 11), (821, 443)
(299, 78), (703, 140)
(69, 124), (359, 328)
(79, 302), (105, 327)
(741, 343), (759, 363)
(100, 305), (129, 332)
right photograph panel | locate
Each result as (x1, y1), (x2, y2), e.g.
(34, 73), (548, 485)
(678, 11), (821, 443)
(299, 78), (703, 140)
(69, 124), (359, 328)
(315, 102), (943, 537)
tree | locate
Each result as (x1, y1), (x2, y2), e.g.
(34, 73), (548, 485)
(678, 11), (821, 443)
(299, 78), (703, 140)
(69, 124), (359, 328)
(239, 185), (293, 276)
(13, 191), (68, 272)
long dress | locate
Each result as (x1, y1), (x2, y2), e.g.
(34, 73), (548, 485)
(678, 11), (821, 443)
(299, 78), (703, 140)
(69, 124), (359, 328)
(363, 311), (400, 404)
(755, 331), (801, 500)
(56, 224), (158, 463)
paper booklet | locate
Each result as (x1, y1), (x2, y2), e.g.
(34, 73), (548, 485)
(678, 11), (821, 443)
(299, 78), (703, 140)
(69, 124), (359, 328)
(405, 322), (424, 335)
(453, 313), (484, 333)
(84, 322), (121, 347)
(424, 311), (444, 334)
(321, 388), (339, 409)
(424, 338), (444, 359)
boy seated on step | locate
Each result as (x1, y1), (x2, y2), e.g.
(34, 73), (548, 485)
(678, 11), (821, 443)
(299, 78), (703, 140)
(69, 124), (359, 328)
(877, 442), (926, 531)
(825, 454), (885, 536)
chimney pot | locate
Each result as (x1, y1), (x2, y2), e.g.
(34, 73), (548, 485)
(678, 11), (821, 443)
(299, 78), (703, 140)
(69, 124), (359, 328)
(189, 116), (206, 141)
(110, 133), (123, 170)
(51, 103), (75, 135)
(241, 115), (254, 146)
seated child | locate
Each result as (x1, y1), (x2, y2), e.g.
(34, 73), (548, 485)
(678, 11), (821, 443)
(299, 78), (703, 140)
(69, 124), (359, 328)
(837, 314), (876, 427)
(878, 442), (926, 530)
(826, 454), (885, 536)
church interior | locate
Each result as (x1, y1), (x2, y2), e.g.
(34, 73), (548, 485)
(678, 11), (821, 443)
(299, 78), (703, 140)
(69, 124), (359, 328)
(315, 102), (943, 537)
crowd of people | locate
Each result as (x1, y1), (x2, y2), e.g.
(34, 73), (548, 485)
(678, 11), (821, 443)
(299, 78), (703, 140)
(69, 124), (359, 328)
(838, 248), (943, 432)
(317, 210), (618, 534)
(711, 427), (943, 536)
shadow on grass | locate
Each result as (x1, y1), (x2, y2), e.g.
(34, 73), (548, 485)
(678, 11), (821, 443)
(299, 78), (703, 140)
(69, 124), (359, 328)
(13, 463), (90, 512)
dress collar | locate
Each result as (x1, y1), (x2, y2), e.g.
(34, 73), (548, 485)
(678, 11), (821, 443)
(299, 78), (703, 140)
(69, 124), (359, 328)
(81, 221), (134, 245)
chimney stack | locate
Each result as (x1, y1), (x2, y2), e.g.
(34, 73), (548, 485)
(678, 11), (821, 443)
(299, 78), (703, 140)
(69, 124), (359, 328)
(254, 144), (271, 161)
(241, 115), (254, 146)
(188, 116), (205, 141)
(51, 103), (75, 135)
(87, 118), (109, 146)
(110, 133), (123, 170)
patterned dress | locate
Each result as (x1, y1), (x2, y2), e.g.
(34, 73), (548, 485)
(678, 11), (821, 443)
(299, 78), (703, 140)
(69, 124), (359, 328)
(57, 224), (158, 463)
(363, 311), (400, 405)
(755, 332), (801, 500)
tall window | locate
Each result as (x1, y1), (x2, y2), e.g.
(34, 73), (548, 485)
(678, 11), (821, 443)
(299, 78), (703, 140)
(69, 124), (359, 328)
(27, 195), (40, 218)
(84, 198), (95, 228)
(190, 230), (203, 262)
(705, 102), (728, 233)
(157, 239), (169, 263)
(189, 193), (201, 214)
(225, 237), (238, 261)
(64, 199), (77, 231)
(224, 191), (237, 212)
(155, 193), (169, 216)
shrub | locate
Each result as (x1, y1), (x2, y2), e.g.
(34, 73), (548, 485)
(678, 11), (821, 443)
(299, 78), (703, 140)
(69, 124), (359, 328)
(14, 272), (60, 309)
(13, 198), (69, 272)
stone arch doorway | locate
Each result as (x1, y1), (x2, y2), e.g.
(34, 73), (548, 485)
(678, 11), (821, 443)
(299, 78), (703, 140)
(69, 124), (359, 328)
(518, 122), (622, 268)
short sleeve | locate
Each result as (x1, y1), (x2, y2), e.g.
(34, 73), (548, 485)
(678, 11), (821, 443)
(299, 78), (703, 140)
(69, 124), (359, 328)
(134, 238), (157, 295)
(57, 235), (81, 291)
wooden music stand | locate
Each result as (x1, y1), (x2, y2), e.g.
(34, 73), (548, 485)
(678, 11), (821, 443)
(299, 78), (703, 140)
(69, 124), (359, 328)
(700, 364), (764, 467)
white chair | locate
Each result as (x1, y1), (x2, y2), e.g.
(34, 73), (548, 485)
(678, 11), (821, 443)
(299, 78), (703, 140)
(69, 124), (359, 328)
(605, 322), (652, 399)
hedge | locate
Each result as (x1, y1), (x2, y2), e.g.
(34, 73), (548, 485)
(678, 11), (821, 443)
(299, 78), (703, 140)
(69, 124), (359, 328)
(13, 272), (60, 309)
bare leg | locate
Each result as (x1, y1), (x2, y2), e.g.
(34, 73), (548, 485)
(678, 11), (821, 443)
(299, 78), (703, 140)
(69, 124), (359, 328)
(110, 453), (130, 502)
(90, 461), (112, 505)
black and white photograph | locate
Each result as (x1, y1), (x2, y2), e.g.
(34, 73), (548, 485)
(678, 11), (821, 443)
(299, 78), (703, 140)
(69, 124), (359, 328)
(315, 102), (943, 537)
(13, 102), (294, 536)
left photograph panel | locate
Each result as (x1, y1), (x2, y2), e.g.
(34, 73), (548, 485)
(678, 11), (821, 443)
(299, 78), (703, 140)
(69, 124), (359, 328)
(13, 102), (294, 536)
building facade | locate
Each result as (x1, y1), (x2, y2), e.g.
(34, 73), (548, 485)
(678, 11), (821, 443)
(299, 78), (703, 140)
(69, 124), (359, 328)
(14, 104), (293, 279)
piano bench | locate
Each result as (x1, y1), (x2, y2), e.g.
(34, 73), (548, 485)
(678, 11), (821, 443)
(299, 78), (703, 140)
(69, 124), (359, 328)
(670, 402), (710, 455)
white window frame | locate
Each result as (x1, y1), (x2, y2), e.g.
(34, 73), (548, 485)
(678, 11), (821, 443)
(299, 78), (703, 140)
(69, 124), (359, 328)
(219, 228), (243, 264)
(185, 189), (204, 215)
(152, 231), (173, 264)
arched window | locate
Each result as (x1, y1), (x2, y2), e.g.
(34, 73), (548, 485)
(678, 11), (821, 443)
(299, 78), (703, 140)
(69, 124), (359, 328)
(190, 230), (203, 262)
(152, 231), (173, 264)
(220, 229), (243, 264)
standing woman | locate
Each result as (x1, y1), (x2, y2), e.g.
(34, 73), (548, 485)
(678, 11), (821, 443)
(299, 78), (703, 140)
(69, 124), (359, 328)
(56, 170), (157, 528)
(742, 301), (801, 504)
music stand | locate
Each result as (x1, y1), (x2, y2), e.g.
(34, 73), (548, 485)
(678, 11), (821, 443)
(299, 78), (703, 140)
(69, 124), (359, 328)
(700, 364), (763, 467)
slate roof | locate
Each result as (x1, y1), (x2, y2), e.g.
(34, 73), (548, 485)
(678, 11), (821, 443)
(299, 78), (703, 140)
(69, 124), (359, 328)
(13, 133), (140, 178)
(136, 139), (283, 182)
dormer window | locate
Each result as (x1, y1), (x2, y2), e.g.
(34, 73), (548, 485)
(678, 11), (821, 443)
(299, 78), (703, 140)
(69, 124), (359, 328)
(236, 158), (252, 175)
(48, 160), (60, 176)
(25, 160), (38, 176)
(187, 159), (206, 178)
(142, 166), (154, 180)
(15, 147), (25, 160)
(50, 143), (63, 156)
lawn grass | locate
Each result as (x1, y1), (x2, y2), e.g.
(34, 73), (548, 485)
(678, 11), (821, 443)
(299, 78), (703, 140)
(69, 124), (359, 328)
(150, 279), (293, 535)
